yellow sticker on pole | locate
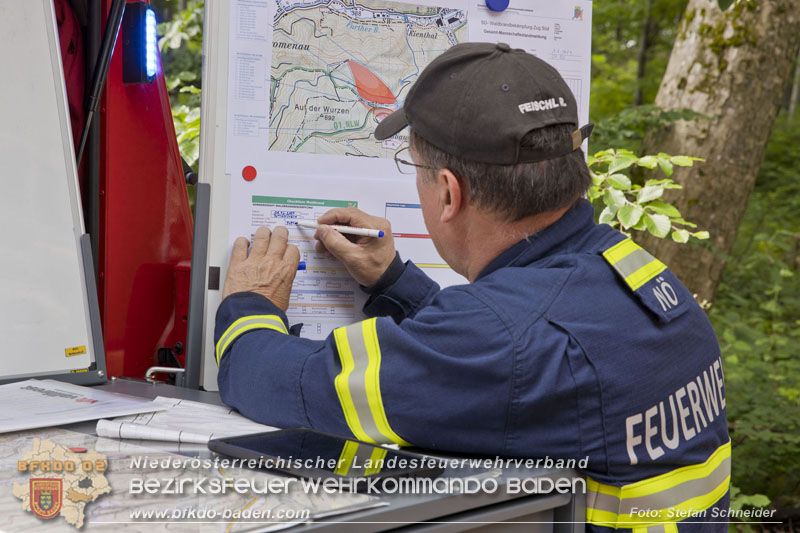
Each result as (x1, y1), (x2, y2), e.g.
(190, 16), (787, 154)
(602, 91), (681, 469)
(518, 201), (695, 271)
(65, 346), (87, 357)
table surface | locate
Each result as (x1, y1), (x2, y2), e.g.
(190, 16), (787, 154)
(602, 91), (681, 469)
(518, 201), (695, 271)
(3, 378), (581, 532)
(98, 379), (580, 531)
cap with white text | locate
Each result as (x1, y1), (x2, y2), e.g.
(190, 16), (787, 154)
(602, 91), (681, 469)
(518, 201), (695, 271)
(375, 42), (594, 165)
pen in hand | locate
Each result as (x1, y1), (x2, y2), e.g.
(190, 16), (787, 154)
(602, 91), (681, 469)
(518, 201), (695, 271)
(294, 220), (385, 238)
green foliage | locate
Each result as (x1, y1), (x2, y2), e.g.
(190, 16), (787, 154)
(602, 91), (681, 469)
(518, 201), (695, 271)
(730, 485), (771, 511)
(710, 115), (800, 514)
(589, 105), (707, 154)
(156, 0), (204, 170)
(172, 104), (201, 167)
(728, 485), (771, 532)
(590, 0), (688, 122)
(588, 149), (708, 242)
(589, 52), (638, 120)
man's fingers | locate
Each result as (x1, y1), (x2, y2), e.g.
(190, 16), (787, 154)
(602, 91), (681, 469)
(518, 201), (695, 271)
(266, 226), (289, 259)
(318, 207), (390, 233)
(314, 224), (356, 260)
(317, 207), (363, 227)
(230, 237), (250, 264)
(250, 226), (271, 257)
(283, 242), (301, 266)
(315, 239), (335, 259)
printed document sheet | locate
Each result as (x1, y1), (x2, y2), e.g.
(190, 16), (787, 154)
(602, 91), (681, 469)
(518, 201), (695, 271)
(224, 0), (592, 340)
(0, 380), (164, 433)
(96, 396), (277, 444)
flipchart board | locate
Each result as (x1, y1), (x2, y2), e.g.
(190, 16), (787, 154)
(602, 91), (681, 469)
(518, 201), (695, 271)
(0, 0), (106, 384)
(193, 0), (592, 390)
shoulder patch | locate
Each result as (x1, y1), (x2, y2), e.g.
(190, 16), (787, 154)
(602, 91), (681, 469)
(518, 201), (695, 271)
(602, 238), (690, 322)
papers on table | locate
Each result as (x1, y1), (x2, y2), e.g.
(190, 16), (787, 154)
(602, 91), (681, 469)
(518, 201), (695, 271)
(96, 396), (277, 443)
(0, 379), (164, 433)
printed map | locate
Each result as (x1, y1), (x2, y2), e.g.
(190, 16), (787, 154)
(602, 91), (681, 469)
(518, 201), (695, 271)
(269, 0), (467, 158)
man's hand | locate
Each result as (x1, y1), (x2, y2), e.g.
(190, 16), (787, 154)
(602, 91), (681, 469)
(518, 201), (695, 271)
(314, 208), (396, 287)
(222, 226), (300, 311)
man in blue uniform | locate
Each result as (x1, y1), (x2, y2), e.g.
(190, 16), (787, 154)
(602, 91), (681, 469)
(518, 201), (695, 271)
(216, 43), (730, 530)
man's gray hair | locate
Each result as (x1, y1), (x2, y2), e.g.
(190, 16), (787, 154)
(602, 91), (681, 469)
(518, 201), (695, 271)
(410, 125), (592, 221)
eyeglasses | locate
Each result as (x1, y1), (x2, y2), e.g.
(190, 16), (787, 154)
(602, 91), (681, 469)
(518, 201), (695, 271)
(393, 147), (437, 175)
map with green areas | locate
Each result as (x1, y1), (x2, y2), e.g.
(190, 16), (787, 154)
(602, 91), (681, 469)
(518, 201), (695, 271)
(269, 0), (467, 158)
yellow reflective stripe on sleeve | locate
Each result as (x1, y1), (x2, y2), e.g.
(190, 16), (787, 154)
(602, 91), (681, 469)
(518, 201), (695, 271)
(633, 525), (678, 533)
(603, 237), (640, 264)
(334, 440), (359, 477)
(603, 238), (667, 291)
(362, 319), (409, 446)
(333, 318), (410, 446)
(586, 441), (731, 528)
(332, 327), (373, 443)
(215, 314), (288, 366)
(334, 442), (388, 477)
(625, 257), (667, 291)
(364, 446), (388, 477)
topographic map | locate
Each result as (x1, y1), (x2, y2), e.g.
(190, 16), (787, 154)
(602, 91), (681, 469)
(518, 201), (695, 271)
(269, 0), (467, 158)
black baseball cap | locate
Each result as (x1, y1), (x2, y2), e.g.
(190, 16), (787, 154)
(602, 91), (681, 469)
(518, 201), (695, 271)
(375, 42), (593, 165)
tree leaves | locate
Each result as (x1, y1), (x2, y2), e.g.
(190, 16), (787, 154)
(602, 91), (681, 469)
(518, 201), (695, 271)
(671, 155), (703, 166)
(636, 155), (658, 169)
(604, 188), (627, 208)
(671, 229), (690, 243)
(658, 158), (674, 177)
(636, 185), (664, 203)
(644, 213), (671, 238)
(647, 201), (681, 217)
(606, 173), (632, 190)
(159, 1), (204, 172)
(618, 205), (644, 229)
(588, 149), (708, 243)
(608, 153), (639, 174)
(717, 0), (736, 11)
(599, 206), (617, 224)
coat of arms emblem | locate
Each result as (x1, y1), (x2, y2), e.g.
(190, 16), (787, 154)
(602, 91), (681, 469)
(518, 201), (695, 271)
(30, 478), (63, 519)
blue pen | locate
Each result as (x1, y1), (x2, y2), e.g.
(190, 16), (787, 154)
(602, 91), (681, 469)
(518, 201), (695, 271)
(298, 261), (307, 271)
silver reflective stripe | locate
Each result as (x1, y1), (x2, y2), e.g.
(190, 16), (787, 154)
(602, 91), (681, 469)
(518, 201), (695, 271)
(587, 489), (621, 515)
(351, 443), (377, 472)
(646, 525), (666, 533)
(620, 456), (730, 513)
(610, 247), (657, 281)
(587, 456), (731, 514)
(344, 324), (385, 443)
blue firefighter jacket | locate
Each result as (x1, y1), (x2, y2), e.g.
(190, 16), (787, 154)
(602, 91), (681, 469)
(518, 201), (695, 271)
(216, 199), (730, 531)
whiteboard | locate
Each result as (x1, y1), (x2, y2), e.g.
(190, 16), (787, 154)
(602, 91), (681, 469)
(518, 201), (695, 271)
(0, 0), (104, 383)
(196, 0), (592, 390)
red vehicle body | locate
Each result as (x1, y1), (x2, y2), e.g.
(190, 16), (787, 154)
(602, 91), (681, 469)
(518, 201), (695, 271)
(62, 0), (194, 379)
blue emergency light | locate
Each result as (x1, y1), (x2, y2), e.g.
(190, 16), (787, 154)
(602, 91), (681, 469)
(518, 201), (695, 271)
(122, 3), (158, 83)
(145, 9), (157, 78)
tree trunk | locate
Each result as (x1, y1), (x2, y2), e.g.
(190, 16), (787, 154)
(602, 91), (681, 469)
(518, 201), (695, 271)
(637, 0), (800, 303)
(634, 0), (653, 106)
(790, 49), (800, 117)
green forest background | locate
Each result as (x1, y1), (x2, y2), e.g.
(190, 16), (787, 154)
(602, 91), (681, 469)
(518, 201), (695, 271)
(152, 0), (800, 528)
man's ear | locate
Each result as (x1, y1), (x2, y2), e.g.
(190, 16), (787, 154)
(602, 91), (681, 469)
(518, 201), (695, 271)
(437, 168), (464, 223)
